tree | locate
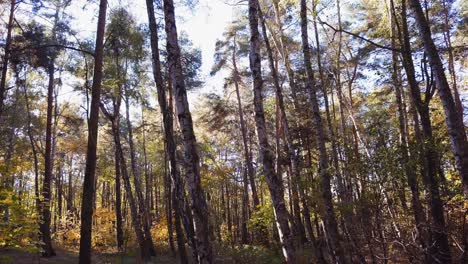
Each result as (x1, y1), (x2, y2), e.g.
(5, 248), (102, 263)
(408, 0), (468, 201)
(211, 19), (265, 244)
(299, 0), (347, 262)
(145, 0), (189, 262)
(78, 0), (107, 262)
(247, 0), (295, 262)
(162, 0), (213, 262)
(0, 0), (17, 119)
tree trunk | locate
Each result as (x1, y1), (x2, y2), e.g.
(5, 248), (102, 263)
(241, 167), (249, 244)
(78, 0), (107, 262)
(67, 158), (73, 216)
(232, 36), (264, 244)
(164, 157), (176, 256)
(142, 107), (152, 223)
(41, 57), (57, 258)
(114, 142), (124, 252)
(299, 0), (348, 262)
(124, 87), (156, 256)
(258, 5), (308, 246)
(398, 1), (452, 262)
(57, 165), (63, 228)
(408, 0), (468, 200)
(145, 0), (189, 261)
(0, 0), (16, 119)
(388, 0), (428, 258)
(22, 76), (42, 245)
(441, 0), (462, 119)
(162, 0), (213, 262)
(248, 0), (296, 262)
(271, 0), (300, 109)
(114, 122), (152, 262)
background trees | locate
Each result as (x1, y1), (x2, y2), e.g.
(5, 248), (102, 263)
(0, 0), (466, 263)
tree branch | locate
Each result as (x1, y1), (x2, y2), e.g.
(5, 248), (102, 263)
(11, 44), (95, 57)
(319, 20), (401, 52)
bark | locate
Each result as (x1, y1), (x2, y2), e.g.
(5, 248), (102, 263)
(22, 76), (42, 244)
(142, 108), (152, 223)
(248, 0), (295, 262)
(398, 1), (452, 262)
(114, 142), (124, 252)
(115, 124), (152, 262)
(231, 36), (264, 244)
(269, 1), (299, 108)
(171, 187), (188, 263)
(388, 0), (428, 258)
(2, 86), (19, 223)
(41, 49), (57, 259)
(299, 0), (348, 262)
(162, 0), (213, 262)
(408, 0), (468, 200)
(312, 0), (345, 206)
(164, 158), (176, 256)
(241, 167), (249, 244)
(67, 158), (73, 215)
(57, 165), (63, 228)
(101, 88), (152, 262)
(145, 0), (189, 261)
(232, 44), (259, 209)
(226, 182), (233, 244)
(259, 4), (311, 246)
(0, 0), (16, 119)
(311, 7), (354, 260)
(124, 87), (156, 256)
(78, 0), (107, 262)
(441, 0), (462, 118)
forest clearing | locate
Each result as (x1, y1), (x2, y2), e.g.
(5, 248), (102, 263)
(0, 0), (467, 263)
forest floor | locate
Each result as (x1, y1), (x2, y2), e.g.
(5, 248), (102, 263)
(0, 248), (177, 264)
(0, 246), (288, 264)
(0, 241), (292, 263)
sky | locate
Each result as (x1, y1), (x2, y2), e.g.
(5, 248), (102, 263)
(6, 0), (236, 116)
(12, 0), (466, 122)
(64, 0), (235, 107)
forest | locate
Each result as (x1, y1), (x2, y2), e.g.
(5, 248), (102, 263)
(0, 0), (466, 263)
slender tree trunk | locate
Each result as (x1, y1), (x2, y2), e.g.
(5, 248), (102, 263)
(78, 0), (107, 262)
(22, 76), (42, 247)
(408, 0), (468, 200)
(57, 165), (63, 227)
(311, 8), (357, 261)
(441, 0), (462, 118)
(398, 1), (452, 262)
(41, 58), (57, 258)
(162, 0), (213, 262)
(114, 123), (152, 262)
(299, 0), (348, 262)
(165, 158), (176, 256)
(232, 37), (264, 244)
(311, 5), (344, 261)
(241, 167), (249, 244)
(388, 0), (428, 258)
(114, 142), (124, 252)
(142, 107), (152, 223)
(0, 0), (16, 119)
(67, 158), (73, 215)
(232, 46), (258, 209)
(172, 187), (188, 263)
(258, 5), (307, 246)
(145, 0), (189, 262)
(270, 0), (300, 109)
(124, 88), (156, 256)
(248, 0), (295, 262)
